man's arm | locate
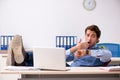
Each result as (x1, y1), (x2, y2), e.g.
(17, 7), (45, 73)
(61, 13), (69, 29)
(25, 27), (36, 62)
(90, 49), (112, 62)
(66, 49), (75, 62)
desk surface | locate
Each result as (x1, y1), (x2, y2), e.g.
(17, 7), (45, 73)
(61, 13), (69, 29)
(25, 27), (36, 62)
(1, 67), (120, 75)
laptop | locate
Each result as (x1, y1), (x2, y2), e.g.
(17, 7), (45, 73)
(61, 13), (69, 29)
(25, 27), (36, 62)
(33, 47), (67, 71)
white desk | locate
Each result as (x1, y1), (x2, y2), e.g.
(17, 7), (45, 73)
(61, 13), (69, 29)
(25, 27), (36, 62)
(0, 51), (120, 80)
(1, 67), (120, 80)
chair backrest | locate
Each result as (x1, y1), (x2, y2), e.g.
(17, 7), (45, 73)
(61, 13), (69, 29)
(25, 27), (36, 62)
(0, 35), (14, 50)
(56, 36), (77, 50)
(97, 43), (120, 57)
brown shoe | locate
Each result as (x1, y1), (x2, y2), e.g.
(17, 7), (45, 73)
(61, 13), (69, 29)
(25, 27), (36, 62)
(11, 35), (25, 65)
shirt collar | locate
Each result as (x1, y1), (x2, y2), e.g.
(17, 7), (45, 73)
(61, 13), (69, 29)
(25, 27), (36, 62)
(89, 45), (99, 50)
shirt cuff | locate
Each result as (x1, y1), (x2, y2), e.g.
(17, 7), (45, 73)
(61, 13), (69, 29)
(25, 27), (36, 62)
(66, 49), (71, 55)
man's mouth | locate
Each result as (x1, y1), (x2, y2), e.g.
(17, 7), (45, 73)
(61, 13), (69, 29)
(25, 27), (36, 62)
(87, 42), (91, 47)
(87, 42), (91, 49)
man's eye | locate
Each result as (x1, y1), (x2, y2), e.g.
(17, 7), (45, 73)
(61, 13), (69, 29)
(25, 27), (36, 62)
(92, 35), (95, 38)
(87, 34), (89, 37)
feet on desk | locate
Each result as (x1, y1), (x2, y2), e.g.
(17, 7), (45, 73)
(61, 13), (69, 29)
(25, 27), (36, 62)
(7, 35), (27, 66)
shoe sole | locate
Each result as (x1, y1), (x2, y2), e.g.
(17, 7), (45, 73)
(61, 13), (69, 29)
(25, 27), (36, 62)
(12, 35), (24, 64)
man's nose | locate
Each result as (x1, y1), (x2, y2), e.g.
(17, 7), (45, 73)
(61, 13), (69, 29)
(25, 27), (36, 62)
(88, 36), (91, 41)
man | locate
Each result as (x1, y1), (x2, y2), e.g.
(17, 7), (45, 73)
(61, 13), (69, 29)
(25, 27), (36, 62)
(66, 25), (112, 67)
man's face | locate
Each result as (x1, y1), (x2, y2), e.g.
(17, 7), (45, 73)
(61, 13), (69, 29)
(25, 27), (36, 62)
(85, 30), (99, 48)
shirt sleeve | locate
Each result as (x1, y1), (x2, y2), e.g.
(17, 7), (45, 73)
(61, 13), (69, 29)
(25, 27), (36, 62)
(66, 49), (75, 62)
(90, 49), (112, 62)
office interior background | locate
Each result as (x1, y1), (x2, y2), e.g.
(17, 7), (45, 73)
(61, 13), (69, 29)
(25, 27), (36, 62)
(0, 0), (120, 49)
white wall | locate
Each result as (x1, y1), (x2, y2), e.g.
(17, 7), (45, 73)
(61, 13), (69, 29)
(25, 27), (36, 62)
(0, 0), (120, 49)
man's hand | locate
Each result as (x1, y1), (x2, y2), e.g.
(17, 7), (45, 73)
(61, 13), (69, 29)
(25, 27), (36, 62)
(70, 39), (83, 53)
(70, 39), (89, 54)
(75, 49), (86, 58)
(76, 39), (90, 50)
(75, 39), (83, 50)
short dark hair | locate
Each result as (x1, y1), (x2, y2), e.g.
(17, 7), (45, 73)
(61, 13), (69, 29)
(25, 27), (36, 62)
(85, 25), (101, 38)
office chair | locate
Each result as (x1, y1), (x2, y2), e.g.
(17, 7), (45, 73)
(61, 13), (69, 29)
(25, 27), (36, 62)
(97, 43), (120, 57)
(97, 43), (120, 66)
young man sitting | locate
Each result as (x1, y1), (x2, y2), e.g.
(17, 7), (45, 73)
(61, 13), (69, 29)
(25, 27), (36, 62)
(66, 25), (112, 67)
